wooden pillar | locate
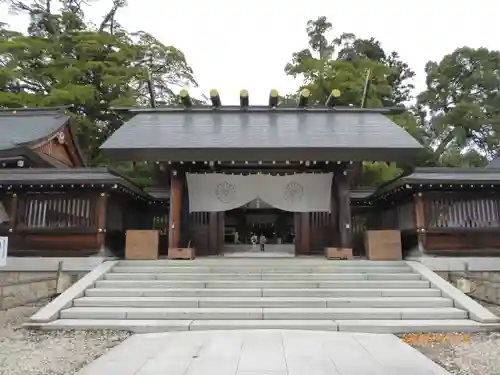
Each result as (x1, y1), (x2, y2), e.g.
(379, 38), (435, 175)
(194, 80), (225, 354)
(294, 212), (302, 254)
(96, 192), (108, 252)
(336, 169), (352, 249)
(414, 192), (426, 254)
(300, 213), (310, 254)
(330, 174), (338, 246)
(168, 169), (183, 249)
(218, 212), (225, 252)
(7, 193), (19, 233)
(208, 212), (218, 254)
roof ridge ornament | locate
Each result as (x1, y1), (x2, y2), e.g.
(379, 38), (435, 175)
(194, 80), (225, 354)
(179, 89), (192, 108)
(325, 89), (341, 108)
(240, 90), (249, 109)
(269, 89), (279, 108)
(210, 89), (221, 108)
(298, 88), (310, 108)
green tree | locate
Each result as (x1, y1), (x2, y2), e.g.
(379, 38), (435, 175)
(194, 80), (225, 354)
(418, 47), (500, 164)
(0, 0), (198, 171)
(283, 17), (420, 185)
(284, 17), (415, 108)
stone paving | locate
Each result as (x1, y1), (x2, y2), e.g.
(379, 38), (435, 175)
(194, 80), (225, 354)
(75, 330), (452, 375)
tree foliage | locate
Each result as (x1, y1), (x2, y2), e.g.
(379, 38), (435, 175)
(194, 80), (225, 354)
(284, 17), (498, 186)
(283, 17), (419, 186)
(0, 0), (197, 174)
(417, 47), (500, 165)
(2, 9), (499, 188)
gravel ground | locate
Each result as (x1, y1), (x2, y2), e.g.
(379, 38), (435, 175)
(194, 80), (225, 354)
(0, 301), (131, 375)
(2, 299), (500, 374)
(402, 301), (500, 375)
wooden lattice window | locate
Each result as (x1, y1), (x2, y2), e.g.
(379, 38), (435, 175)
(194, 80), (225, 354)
(425, 196), (500, 229)
(20, 194), (96, 228)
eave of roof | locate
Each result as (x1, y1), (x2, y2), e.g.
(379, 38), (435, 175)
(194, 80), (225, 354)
(101, 106), (423, 162)
(111, 106), (407, 114)
(0, 167), (159, 201)
(369, 167), (500, 202)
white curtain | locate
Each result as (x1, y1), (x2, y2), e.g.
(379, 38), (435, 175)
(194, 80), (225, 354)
(258, 173), (332, 212)
(186, 173), (333, 213)
(186, 173), (257, 212)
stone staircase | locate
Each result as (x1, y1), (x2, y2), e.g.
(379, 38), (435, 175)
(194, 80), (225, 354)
(27, 259), (500, 333)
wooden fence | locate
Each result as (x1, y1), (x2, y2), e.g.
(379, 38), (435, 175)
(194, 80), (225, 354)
(0, 190), (163, 257)
(355, 191), (500, 256)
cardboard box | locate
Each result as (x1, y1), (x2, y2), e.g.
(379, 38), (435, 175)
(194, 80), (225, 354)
(167, 247), (195, 260)
(125, 230), (159, 260)
(325, 247), (353, 260)
(364, 230), (402, 260)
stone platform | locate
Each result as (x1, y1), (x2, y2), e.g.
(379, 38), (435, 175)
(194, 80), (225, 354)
(76, 330), (452, 375)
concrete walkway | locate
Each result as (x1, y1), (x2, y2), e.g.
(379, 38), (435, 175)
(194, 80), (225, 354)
(76, 330), (451, 375)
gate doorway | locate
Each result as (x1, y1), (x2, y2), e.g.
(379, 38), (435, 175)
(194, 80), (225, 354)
(222, 199), (295, 256)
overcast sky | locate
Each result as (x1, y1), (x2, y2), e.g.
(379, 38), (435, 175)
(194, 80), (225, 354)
(2, 0), (499, 105)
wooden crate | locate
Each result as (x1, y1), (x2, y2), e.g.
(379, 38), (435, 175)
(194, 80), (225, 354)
(325, 247), (353, 260)
(167, 247), (195, 260)
(364, 230), (402, 260)
(125, 230), (159, 260)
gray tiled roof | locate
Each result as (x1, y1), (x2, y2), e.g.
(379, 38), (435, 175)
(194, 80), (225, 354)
(486, 155), (500, 168)
(0, 111), (69, 151)
(101, 110), (423, 162)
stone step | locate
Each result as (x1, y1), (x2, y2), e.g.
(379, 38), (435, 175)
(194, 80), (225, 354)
(111, 266), (413, 274)
(191, 319), (495, 333)
(86, 288), (441, 298)
(59, 306), (468, 320)
(104, 272), (421, 281)
(116, 260), (408, 267)
(74, 296), (453, 308)
(26, 319), (498, 334)
(95, 280), (430, 289)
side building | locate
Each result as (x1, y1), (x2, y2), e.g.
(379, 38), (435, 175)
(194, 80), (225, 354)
(355, 167), (500, 257)
(0, 108), (165, 257)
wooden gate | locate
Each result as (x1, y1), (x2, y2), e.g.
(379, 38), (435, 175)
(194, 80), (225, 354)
(188, 211), (224, 255)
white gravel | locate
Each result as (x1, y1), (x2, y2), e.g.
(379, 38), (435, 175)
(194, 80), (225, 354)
(0, 302), (130, 375)
(405, 301), (500, 375)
